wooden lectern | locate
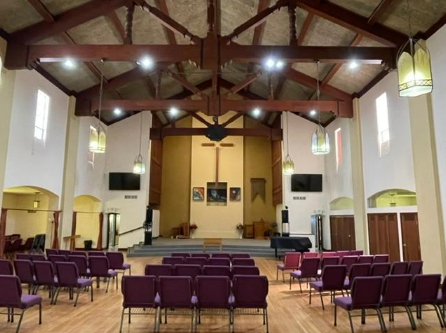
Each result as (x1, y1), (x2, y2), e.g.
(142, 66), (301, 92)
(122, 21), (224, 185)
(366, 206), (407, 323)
(63, 235), (81, 251)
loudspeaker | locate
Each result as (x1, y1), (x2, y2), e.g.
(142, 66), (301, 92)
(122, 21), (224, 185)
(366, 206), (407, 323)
(281, 210), (289, 223)
(144, 206), (153, 246)
(145, 206), (153, 223)
(31, 234), (45, 253)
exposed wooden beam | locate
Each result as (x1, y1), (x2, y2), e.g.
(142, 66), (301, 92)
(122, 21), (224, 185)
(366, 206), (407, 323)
(219, 78), (265, 100)
(11, 0), (133, 44)
(221, 113), (243, 127)
(274, 76), (287, 100)
(297, 12), (314, 45)
(91, 99), (207, 113)
(164, 68), (206, 98)
(225, 71), (262, 97)
(295, 0), (407, 46)
(107, 11), (126, 43)
(168, 79), (213, 100)
(186, 111), (212, 127)
(27, 0), (54, 22)
(124, 4), (135, 44)
(368, 0), (394, 26)
(150, 127), (282, 140)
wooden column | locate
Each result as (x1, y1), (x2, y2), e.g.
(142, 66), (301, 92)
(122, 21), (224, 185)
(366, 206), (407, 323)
(97, 212), (104, 250)
(0, 208), (7, 258)
(71, 211), (77, 250)
(52, 211), (60, 249)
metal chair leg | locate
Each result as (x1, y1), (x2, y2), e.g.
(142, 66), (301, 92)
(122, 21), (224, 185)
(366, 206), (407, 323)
(74, 288), (81, 307)
(119, 308), (125, 333)
(347, 311), (355, 333)
(334, 305), (337, 326)
(361, 309), (366, 324)
(153, 307), (158, 333)
(15, 310), (25, 333)
(282, 270), (285, 283)
(129, 308), (131, 323)
(276, 268), (278, 281)
(405, 306), (417, 330)
(265, 307), (269, 333)
(90, 284), (94, 302)
(53, 287), (61, 305)
(309, 287), (312, 304)
(434, 304), (445, 328)
(299, 279), (302, 293)
(106, 278), (110, 293)
(38, 303), (42, 325)
(376, 308), (387, 333)
(320, 292), (325, 311)
(190, 308), (194, 333)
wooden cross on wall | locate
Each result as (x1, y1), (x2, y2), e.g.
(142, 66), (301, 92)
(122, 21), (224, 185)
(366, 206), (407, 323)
(202, 142), (235, 184)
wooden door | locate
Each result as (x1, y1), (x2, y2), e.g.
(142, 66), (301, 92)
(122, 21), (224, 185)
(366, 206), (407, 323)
(368, 213), (400, 262)
(330, 216), (356, 250)
(401, 213), (421, 261)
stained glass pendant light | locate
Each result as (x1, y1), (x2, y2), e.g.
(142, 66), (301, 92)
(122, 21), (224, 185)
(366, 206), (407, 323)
(311, 61), (330, 155)
(282, 111), (294, 175)
(133, 112), (146, 174)
(89, 74), (106, 153)
(397, 0), (433, 97)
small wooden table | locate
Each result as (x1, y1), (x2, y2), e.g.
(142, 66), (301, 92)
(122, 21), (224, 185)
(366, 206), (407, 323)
(63, 235), (81, 251)
(203, 238), (222, 252)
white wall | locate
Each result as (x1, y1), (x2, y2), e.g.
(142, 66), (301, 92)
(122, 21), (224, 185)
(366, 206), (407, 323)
(3, 70), (69, 198)
(359, 71), (416, 201)
(104, 113), (152, 248)
(428, 24), (446, 247)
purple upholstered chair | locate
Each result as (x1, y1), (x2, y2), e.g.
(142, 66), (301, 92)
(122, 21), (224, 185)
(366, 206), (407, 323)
(45, 249), (58, 257)
(232, 266), (260, 276)
(191, 253), (210, 259)
(437, 275), (446, 324)
(15, 254), (30, 261)
(231, 253), (250, 260)
(106, 252), (131, 275)
(202, 265), (231, 278)
(380, 274), (415, 329)
(120, 276), (158, 333)
(33, 261), (58, 303)
(334, 277), (386, 333)
(407, 261), (423, 276)
(19, 238), (34, 253)
(373, 254), (389, 263)
(318, 256), (340, 276)
(409, 274), (444, 327)
(232, 275), (269, 333)
(88, 256), (117, 292)
(336, 250), (351, 260)
(174, 264), (202, 280)
(71, 251), (87, 257)
(172, 252), (190, 258)
(277, 252), (300, 282)
(0, 259), (13, 275)
(289, 257), (320, 291)
(232, 258), (255, 267)
(68, 255), (90, 277)
(358, 255), (374, 264)
(390, 261), (409, 275)
(303, 252), (319, 259)
(310, 265), (347, 310)
(88, 250), (105, 257)
(341, 255), (358, 273)
(321, 251), (337, 258)
(48, 255), (67, 265)
(211, 253), (231, 259)
(0, 275), (42, 333)
(145, 264), (173, 277)
(195, 276), (231, 328)
(58, 249), (72, 258)
(370, 263), (391, 277)
(29, 254), (46, 262)
(54, 262), (93, 307)
(158, 276), (195, 330)
(14, 260), (36, 294)
(184, 257), (208, 266)
(163, 256), (184, 265)
(344, 264), (371, 292)
(208, 258), (231, 267)
(350, 250), (364, 256)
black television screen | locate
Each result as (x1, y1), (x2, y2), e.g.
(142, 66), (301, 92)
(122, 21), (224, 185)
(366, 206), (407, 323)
(291, 174), (323, 192)
(109, 173), (141, 191)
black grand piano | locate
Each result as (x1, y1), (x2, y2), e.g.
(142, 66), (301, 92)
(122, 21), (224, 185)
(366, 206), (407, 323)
(270, 236), (312, 257)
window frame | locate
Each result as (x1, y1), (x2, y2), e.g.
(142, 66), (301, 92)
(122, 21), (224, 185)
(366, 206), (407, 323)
(34, 89), (50, 143)
(375, 92), (390, 157)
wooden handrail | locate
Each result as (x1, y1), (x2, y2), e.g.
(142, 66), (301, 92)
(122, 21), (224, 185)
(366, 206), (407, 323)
(119, 226), (144, 236)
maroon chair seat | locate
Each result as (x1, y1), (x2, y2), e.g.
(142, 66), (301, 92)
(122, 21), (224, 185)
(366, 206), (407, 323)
(45, 249), (58, 257)
(88, 250), (105, 257)
(232, 265), (260, 276)
(171, 252), (190, 258)
(29, 254), (46, 262)
(88, 256), (117, 292)
(14, 259), (36, 294)
(71, 251), (87, 257)
(145, 264), (173, 277)
(33, 261), (58, 303)
(0, 259), (13, 275)
(341, 255), (359, 273)
(15, 254), (30, 260)
(370, 263), (391, 277)
(336, 250), (351, 260)
(163, 256), (185, 265)
(373, 254), (389, 263)
(48, 255), (67, 265)
(407, 261), (423, 276)
(183, 257), (208, 266)
(350, 250), (364, 256)
(211, 253), (231, 259)
(321, 251), (337, 258)
(390, 261), (409, 275)
(68, 255), (90, 277)
(310, 265), (347, 310)
(290, 257), (320, 291)
(106, 252), (131, 275)
(358, 255), (374, 264)
(174, 264), (202, 280)
(58, 249), (72, 259)
(231, 253), (250, 260)
(54, 262), (93, 307)
(318, 256), (340, 276)
(232, 258), (255, 267)
(0, 275), (42, 333)
(208, 258), (231, 267)
(202, 265), (231, 278)
(344, 264), (371, 291)
(191, 253), (210, 259)
(277, 252), (300, 282)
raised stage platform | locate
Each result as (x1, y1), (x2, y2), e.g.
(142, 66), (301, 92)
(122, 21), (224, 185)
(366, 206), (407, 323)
(127, 238), (288, 257)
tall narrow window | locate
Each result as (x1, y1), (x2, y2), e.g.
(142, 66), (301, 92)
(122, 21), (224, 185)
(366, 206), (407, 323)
(335, 128), (342, 171)
(34, 90), (50, 142)
(376, 92), (390, 157)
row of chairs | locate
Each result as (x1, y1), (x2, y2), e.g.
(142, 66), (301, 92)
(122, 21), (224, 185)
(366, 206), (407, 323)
(162, 256), (255, 267)
(4, 238), (34, 257)
(333, 274), (446, 332)
(290, 260), (423, 291)
(120, 275), (269, 333)
(171, 252), (250, 260)
(45, 249), (108, 258)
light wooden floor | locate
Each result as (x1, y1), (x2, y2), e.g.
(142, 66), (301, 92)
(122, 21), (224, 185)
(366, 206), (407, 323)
(0, 256), (443, 333)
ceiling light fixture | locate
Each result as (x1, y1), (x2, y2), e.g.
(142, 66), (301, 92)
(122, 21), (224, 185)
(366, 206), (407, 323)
(133, 112), (146, 175)
(138, 56), (154, 70)
(89, 74), (106, 154)
(252, 107), (261, 118)
(311, 61), (330, 155)
(282, 111), (295, 175)
(264, 57), (284, 71)
(169, 107), (179, 117)
(113, 107), (122, 116)
(63, 58), (76, 69)
(33, 192), (40, 209)
(348, 60), (358, 70)
(309, 109), (317, 117)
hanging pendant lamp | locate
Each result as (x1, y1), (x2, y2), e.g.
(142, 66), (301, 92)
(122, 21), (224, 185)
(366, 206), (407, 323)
(133, 112), (146, 174)
(311, 61), (330, 155)
(282, 111), (295, 175)
(89, 74), (106, 153)
(397, 0), (433, 97)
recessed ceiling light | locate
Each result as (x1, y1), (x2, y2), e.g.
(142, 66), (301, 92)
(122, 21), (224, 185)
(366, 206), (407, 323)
(63, 58), (76, 69)
(113, 107), (122, 116)
(309, 109), (317, 117)
(169, 107), (179, 117)
(265, 58), (275, 69)
(275, 60), (285, 70)
(264, 57), (284, 71)
(349, 60), (359, 70)
(138, 56), (154, 69)
(252, 107), (262, 118)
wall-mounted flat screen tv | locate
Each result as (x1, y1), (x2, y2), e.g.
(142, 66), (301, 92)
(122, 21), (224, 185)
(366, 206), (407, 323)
(109, 173), (141, 191)
(291, 174), (323, 192)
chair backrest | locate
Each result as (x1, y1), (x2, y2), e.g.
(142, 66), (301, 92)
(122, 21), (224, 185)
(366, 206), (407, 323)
(122, 276), (157, 308)
(282, 252), (301, 269)
(14, 259), (34, 284)
(231, 258), (255, 267)
(171, 253), (191, 258)
(341, 255), (358, 272)
(195, 276), (231, 308)
(303, 252), (318, 259)
(211, 253), (231, 259)
(232, 275), (268, 308)
(0, 259), (13, 275)
(350, 250), (364, 256)
(15, 254), (30, 260)
(144, 264), (173, 277)
(381, 274), (412, 306)
(321, 265), (347, 290)
(390, 261), (409, 275)
(11, 239), (22, 251)
(321, 251), (337, 258)
(106, 252), (124, 270)
(407, 261), (423, 276)
(29, 254), (46, 262)
(320, 256), (339, 269)
(370, 263), (391, 277)
(34, 261), (56, 285)
(88, 256), (111, 277)
(45, 249), (59, 257)
(0, 275), (22, 307)
(68, 255), (89, 276)
(174, 264), (202, 279)
(349, 264), (371, 282)
(373, 254), (389, 263)
(232, 265), (260, 276)
(163, 256), (185, 265)
(358, 255), (374, 264)
(336, 250), (351, 259)
(231, 253), (250, 260)
(191, 253), (210, 259)
(58, 249), (72, 258)
(411, 274), (441, 304)
(22, 238), (34, 250)
(208, 258), (231, 267)
(71, 251), (87, 257)
(202, 265), (231, 277)
(158, 276), (193, 308)
(299, 258), (320, 278)
(88, 251), (105, 257)
(55, 262), (80, 288)
(48, 255), (67, 264)
(350, 276), (383, 309)
(440, 276), (446, 304)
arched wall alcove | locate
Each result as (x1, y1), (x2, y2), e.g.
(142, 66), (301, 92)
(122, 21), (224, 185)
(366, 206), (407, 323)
(330, 197), (354, 211)
(367, 189), (417, 208)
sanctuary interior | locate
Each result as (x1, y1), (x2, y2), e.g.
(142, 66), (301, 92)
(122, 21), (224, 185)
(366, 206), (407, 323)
(1, 0), (446, 332)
